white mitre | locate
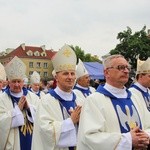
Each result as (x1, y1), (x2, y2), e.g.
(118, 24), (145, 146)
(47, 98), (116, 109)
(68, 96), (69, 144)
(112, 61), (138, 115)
(5, 56), (26, 80)
(52, 44), (77, 72)
(52, 70), (56, 78)
(0, 63), (6, 81)
(136, 57), (150, 74)
(30, 71), (40, 84)
(76, 59), (89, 79)
(23, 77), (28, 84)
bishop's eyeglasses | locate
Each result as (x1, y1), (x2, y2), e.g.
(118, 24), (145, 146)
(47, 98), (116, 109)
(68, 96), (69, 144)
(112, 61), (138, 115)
(106, 65), (131, 72)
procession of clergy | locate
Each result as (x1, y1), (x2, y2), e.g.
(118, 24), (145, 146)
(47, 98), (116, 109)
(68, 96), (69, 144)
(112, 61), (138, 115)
(0, 44), (150, 150)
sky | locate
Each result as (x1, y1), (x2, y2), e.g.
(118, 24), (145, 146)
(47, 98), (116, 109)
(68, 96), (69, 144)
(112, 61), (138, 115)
(0, 0), (150, 59)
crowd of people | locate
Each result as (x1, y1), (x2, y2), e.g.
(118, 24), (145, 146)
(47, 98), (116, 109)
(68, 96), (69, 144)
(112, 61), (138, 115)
(0, 44), (150, 150)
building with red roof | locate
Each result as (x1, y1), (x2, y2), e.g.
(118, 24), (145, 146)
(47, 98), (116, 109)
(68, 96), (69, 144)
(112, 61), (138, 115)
(0, 43), (57, 80)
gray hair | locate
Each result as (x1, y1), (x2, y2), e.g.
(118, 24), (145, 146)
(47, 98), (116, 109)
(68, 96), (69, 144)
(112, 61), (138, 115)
(103, 54), (124, 69)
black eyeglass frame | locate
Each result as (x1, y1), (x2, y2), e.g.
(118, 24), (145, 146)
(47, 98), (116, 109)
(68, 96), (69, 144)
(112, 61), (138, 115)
(106, 65), (131, 71)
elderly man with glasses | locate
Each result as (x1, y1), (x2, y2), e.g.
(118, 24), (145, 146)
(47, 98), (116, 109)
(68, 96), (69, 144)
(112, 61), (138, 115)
(77, 54), (150, 150)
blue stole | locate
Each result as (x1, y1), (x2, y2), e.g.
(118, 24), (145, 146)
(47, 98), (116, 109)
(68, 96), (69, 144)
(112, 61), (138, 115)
(96, 85), (142, 133)
(5, 87), (33, 150)
(131, 84), (150, 111)
(74, 85), (91, 97)
(49, 89), (76, 150)
(2, 85), (9, 92)
(28, 88), (40, 97)
(49, 89), (77, 115)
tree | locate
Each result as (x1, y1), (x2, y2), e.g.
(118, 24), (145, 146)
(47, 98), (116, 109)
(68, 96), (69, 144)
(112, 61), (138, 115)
(70, 45), (85, 61)
(110, 26), (150, 71)
(70, 45), (102, 63)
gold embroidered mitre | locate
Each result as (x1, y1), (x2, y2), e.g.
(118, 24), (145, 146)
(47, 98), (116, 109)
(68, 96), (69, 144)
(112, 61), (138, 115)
(136, 57), (150, 74)
(52, 44), (77, 72)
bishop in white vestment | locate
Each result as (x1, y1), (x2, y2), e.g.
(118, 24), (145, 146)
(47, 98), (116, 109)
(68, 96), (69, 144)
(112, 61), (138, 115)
(0, 56), (39, 150)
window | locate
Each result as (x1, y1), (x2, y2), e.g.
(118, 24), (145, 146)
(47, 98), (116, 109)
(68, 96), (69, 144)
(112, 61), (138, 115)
(43, 72), (48, 77)
(43, 63), (48, 68)
(29, 62), (33, 68)
(37, 71), (40, 75)
(34, 51), (40, 56)
(36, 62), (41, 68)
(26, 50), (33, 56)
(41, 52), (47, 57)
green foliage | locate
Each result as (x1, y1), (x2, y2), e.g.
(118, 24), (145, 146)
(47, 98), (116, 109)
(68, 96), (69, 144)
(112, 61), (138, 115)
(70, 45), (85, 61)
(110, 26), (150, 71)
(70, 45), (102, 63)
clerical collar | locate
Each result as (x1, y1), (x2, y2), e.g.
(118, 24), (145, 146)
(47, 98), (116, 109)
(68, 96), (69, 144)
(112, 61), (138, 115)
(31, 88), (39, 94)
(10, 90), (23, 98)
(76, 83), (88, 90)
(104, 83), (127, 98)
(2, 86), (7, 90)
(54, 86), (73, 101)
(134, 82), (148, 93)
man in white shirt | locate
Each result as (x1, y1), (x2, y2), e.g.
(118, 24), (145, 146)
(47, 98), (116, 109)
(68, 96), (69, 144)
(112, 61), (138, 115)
(32, 44), (83, 150)
(0, 56), (39, 150)
(77, 54), (150, 150)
